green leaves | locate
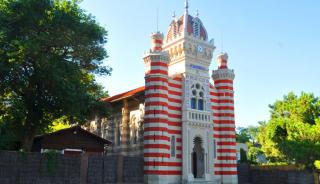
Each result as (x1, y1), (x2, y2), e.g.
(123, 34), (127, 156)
(258, 92), (320, 169)
(0, 0), (111, 150)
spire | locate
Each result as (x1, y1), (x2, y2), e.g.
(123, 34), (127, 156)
(183, 0), (189, 33)
(172, 11), (176, 20)
(196, 9), (199, 17)
(156, 7), (159, 32)
(184, 0), (189, 12)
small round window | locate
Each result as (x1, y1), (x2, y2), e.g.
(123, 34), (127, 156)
(199, 92), (204, 98)
(192, 90), (197, 96)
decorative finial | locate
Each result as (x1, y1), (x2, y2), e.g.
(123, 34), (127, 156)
(156, 7), (159, 32)
(196, 9), (199, 17)
(172, 11), (176, 19)
(183, 0), (189, 33)
(185, 0), (189, 12)
(221, 32), (224, 53)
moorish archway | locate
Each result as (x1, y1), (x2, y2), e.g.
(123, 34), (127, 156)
(192, 136), (205, 179)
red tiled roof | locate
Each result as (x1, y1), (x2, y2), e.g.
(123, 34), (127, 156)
(101, 86), (145, 103)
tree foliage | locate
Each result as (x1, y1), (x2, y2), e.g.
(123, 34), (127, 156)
(236, 125), (261, 144)
(258, 92), (320, 169)
(236, 124), (265, 164)
(0, 0), (111, 151)
(236, 127), (250, 143)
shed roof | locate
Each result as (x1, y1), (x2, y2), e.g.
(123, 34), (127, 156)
(35, 126), (111, 144)
(32, 126), (112, 152)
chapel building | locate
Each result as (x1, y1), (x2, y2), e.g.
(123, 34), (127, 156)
(89, 1), (238, 183)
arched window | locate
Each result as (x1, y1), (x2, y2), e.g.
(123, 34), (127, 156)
(193, 18), (201, 38)
(171, 135), (176, 157)
(191, 98), (197, 109)
(198, 99), (204, 110)
(190, 83), (205, 111)
(192, 136), (205, 178)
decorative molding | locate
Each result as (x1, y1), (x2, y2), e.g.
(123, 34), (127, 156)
(212, 69), (235, 80)
(187, 121), (213, 128)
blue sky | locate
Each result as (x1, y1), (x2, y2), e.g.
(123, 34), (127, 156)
(80, 0), (320, 128)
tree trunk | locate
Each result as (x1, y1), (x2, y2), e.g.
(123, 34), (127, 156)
(21, 112), (39, 152)
(21, 130), (36, 152)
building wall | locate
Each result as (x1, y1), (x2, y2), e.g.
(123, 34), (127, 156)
(87, 97), (145, 156)
(88, 8), (238, 184)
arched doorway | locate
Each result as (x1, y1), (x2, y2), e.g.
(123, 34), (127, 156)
(192, 136), (205, 178)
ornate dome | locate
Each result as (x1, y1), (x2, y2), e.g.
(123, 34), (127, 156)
(166, 14), (208, 42)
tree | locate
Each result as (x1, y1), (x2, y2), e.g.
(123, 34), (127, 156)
(259, 92), (320, 168)
(0, 0), (111, 151)
(236, 125), (260, 144)
(247, 144), (264, 164)
(236, 127), (250, 143)
(45, 116), (70, 133)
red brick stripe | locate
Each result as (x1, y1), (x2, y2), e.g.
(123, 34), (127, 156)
(215, 86), (233, 90)
(213, 113), (234, 117)
(211, 99), (234, 103)
(211, 106), (234, 110)
(214, 127), (235, 131)
(144, 170), (182, 175)
(145, 101), (168, 107)
(214, 134), (236, 139)
(151, 62), (167, 67)
(145, 110), (168, 115)
(144, 144), (170, 150)
(213, 120), (235, 124)
(215, 171), (237, 175)
(146, 77), (168, 83)
(217, 142), (236, 146)
(152, 39), (163, 44)
(168, 97), (182, 103)
(217, 149), (237, 153)
(149, 69), (167, 75)
(215, 163), (237, 168)
(217, 156), (237, 160)
(144, 135), (170, 141)
(144, 161), (182, 167)
(144, 153), (170, 158)
(168, 90), (181, 96)
(214, 79), (233, 84)
(146, 85), (168, 91)
(168, 82), (182, 89)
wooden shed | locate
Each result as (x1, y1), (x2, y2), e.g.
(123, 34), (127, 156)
(32, 126), (111, 155)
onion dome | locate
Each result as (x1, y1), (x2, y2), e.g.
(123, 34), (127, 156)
(217, 52), (228, 69)
(166, 14), (208, 42)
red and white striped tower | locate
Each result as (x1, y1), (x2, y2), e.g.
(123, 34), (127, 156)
(143, 32), (170, 183)
(212, 53), (238, 183)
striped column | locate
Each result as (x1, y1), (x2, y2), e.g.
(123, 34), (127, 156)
(167, 77), (183, 178)
(211, 53), (238, 184)
(143, 32), (171, 183)
(151, 32), (163, 52)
